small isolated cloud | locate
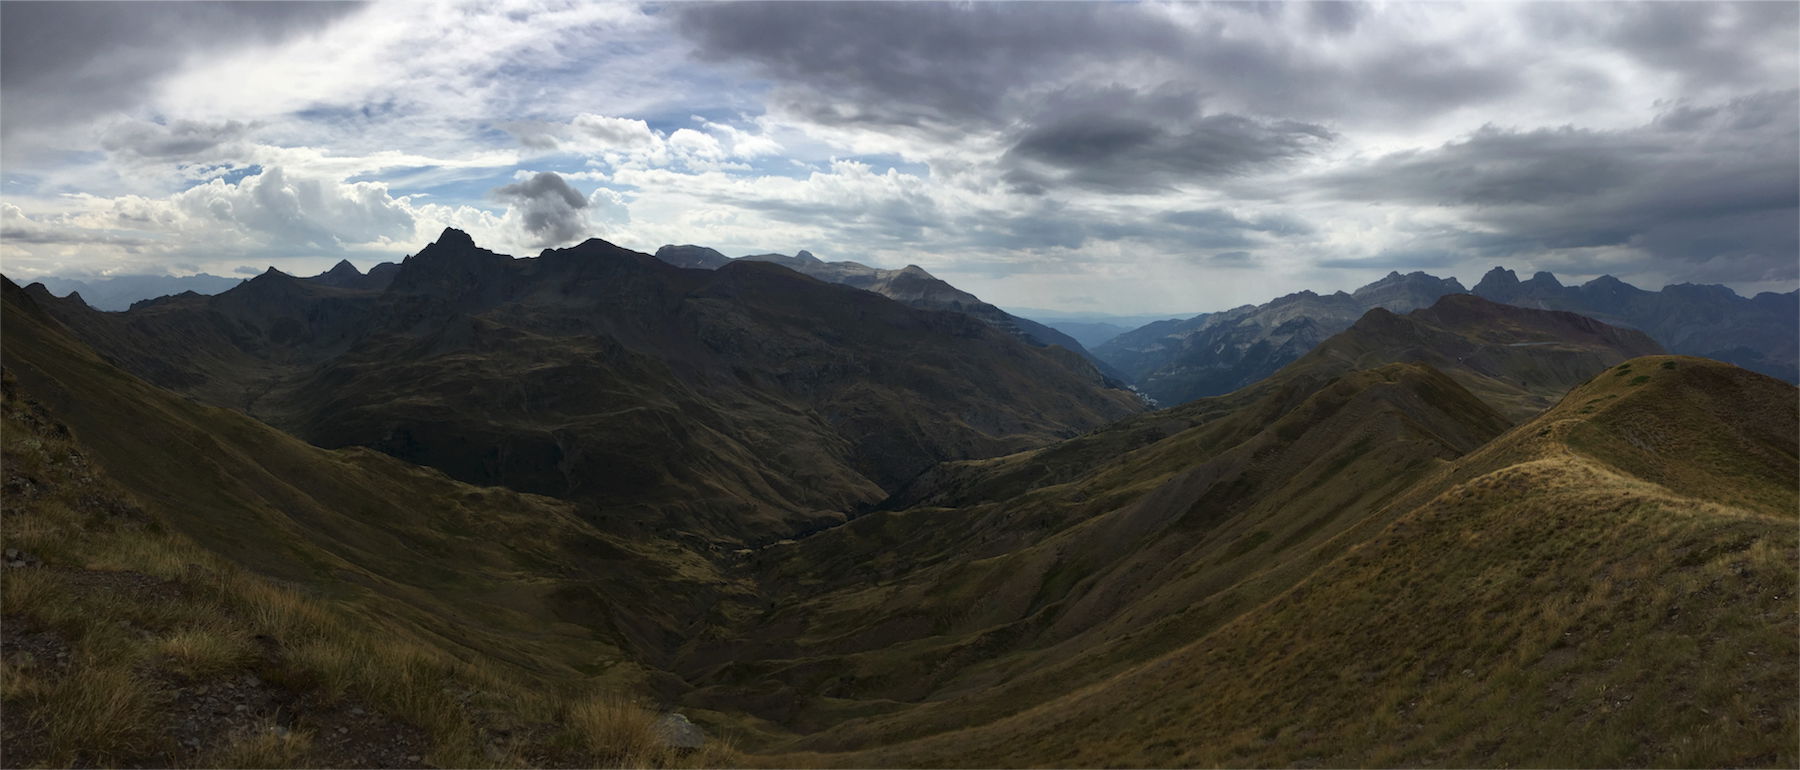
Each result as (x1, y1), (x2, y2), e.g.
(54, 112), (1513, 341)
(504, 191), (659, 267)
(233, 265), (262, 275)
(571, 113), (661, 151)
(492, 171), (589, 247)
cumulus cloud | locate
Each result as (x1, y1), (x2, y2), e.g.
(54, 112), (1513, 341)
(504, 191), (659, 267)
(492, 171), (591, 248)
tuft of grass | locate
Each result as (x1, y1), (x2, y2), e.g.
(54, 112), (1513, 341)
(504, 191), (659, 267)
(155, 623), (256, 678)
(202, 724), (316, 769)
(566, 694), (664, 765)
(35, 661), (166, 766)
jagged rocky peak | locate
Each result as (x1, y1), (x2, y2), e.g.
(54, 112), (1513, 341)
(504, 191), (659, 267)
(1478, 266), (1519, 285)
(1526, 270), (1562, 288)
(324, 259), (362, 277)
(435, 227), (476, 249)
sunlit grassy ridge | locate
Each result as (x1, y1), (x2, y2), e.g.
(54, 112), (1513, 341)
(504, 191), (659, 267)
(846, 355), (1797, 767)
(675, 298), (1664, 754)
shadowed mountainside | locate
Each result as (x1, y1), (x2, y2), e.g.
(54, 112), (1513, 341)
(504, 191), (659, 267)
(0, 277), (751, 672)
(25, 229), (1142, 544)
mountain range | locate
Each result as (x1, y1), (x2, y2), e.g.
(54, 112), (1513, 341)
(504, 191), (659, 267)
(1094, 268), (1797, 406)
(23, 272), (245, 311)
(1, 229), (1792, 768)
(654, 245), (1130, 384)
(23, 229), (1139, 544)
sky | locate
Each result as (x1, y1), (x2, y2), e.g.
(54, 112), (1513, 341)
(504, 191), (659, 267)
(1, 1), (1795, 315)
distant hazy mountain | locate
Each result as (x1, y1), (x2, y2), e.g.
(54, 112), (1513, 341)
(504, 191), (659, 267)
(1037, 320), (1132, 349)
(654, 244), (1130, 384)
(1470, 267), (1798, 383)
(1100, 265), (1797, 407)
(1005, 308), (1205, 350)
(1098, 270), (1467, 405)
(303, 258), (400, 291)
(27, 273), (243, 311)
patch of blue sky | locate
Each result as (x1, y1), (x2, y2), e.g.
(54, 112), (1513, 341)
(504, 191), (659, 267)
(351, 165), (523, 203)
(841, 154), (931, 178)
(2, 173), (42, 195)
(206, 164), (264, 186)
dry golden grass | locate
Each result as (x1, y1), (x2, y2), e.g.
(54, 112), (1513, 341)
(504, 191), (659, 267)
(156, 623), (257, 678)
(34, 661), (165, 765)
(845, 357), (1797, 768)
(567, 694), (665, 764)
(202, 724), (316, 769)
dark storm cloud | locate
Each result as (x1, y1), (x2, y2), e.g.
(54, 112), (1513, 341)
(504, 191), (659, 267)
(674, 2), (1179, 130)
(1319, 90), (1800, 283)
(1001, 88), (1335, 194)
(492, 172), (590, 247)
(674, 2), (1524, 132)
(0, 2), (361, 152)
(672, 2), (1528, 197)
(100, 119), (257, 162)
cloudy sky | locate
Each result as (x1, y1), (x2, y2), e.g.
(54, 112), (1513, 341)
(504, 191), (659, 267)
(2, 1), (1795, 314)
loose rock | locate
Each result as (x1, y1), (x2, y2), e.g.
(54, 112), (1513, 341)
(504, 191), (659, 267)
(654, 712), (705, 751)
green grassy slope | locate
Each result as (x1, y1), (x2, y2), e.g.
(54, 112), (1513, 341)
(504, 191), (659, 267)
(850, 355), (1797, 767)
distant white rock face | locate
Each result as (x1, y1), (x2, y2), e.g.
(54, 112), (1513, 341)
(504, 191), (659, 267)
(654, 712), (705, 750)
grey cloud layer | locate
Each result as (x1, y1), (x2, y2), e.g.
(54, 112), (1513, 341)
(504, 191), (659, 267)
(673, 1), (1796, 288)
(1319, 90), (1799, 283)
(0, 1), (361, 157)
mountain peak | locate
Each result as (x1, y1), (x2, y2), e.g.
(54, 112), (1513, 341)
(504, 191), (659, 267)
(1527, 270), (1562, 288)
(794, 249), (820, 263)
(1479, 266), (1518, 284)
(435, 227), (476, 248)
(324, 259), (361, 277)
(1472, 266), (1521, 296)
